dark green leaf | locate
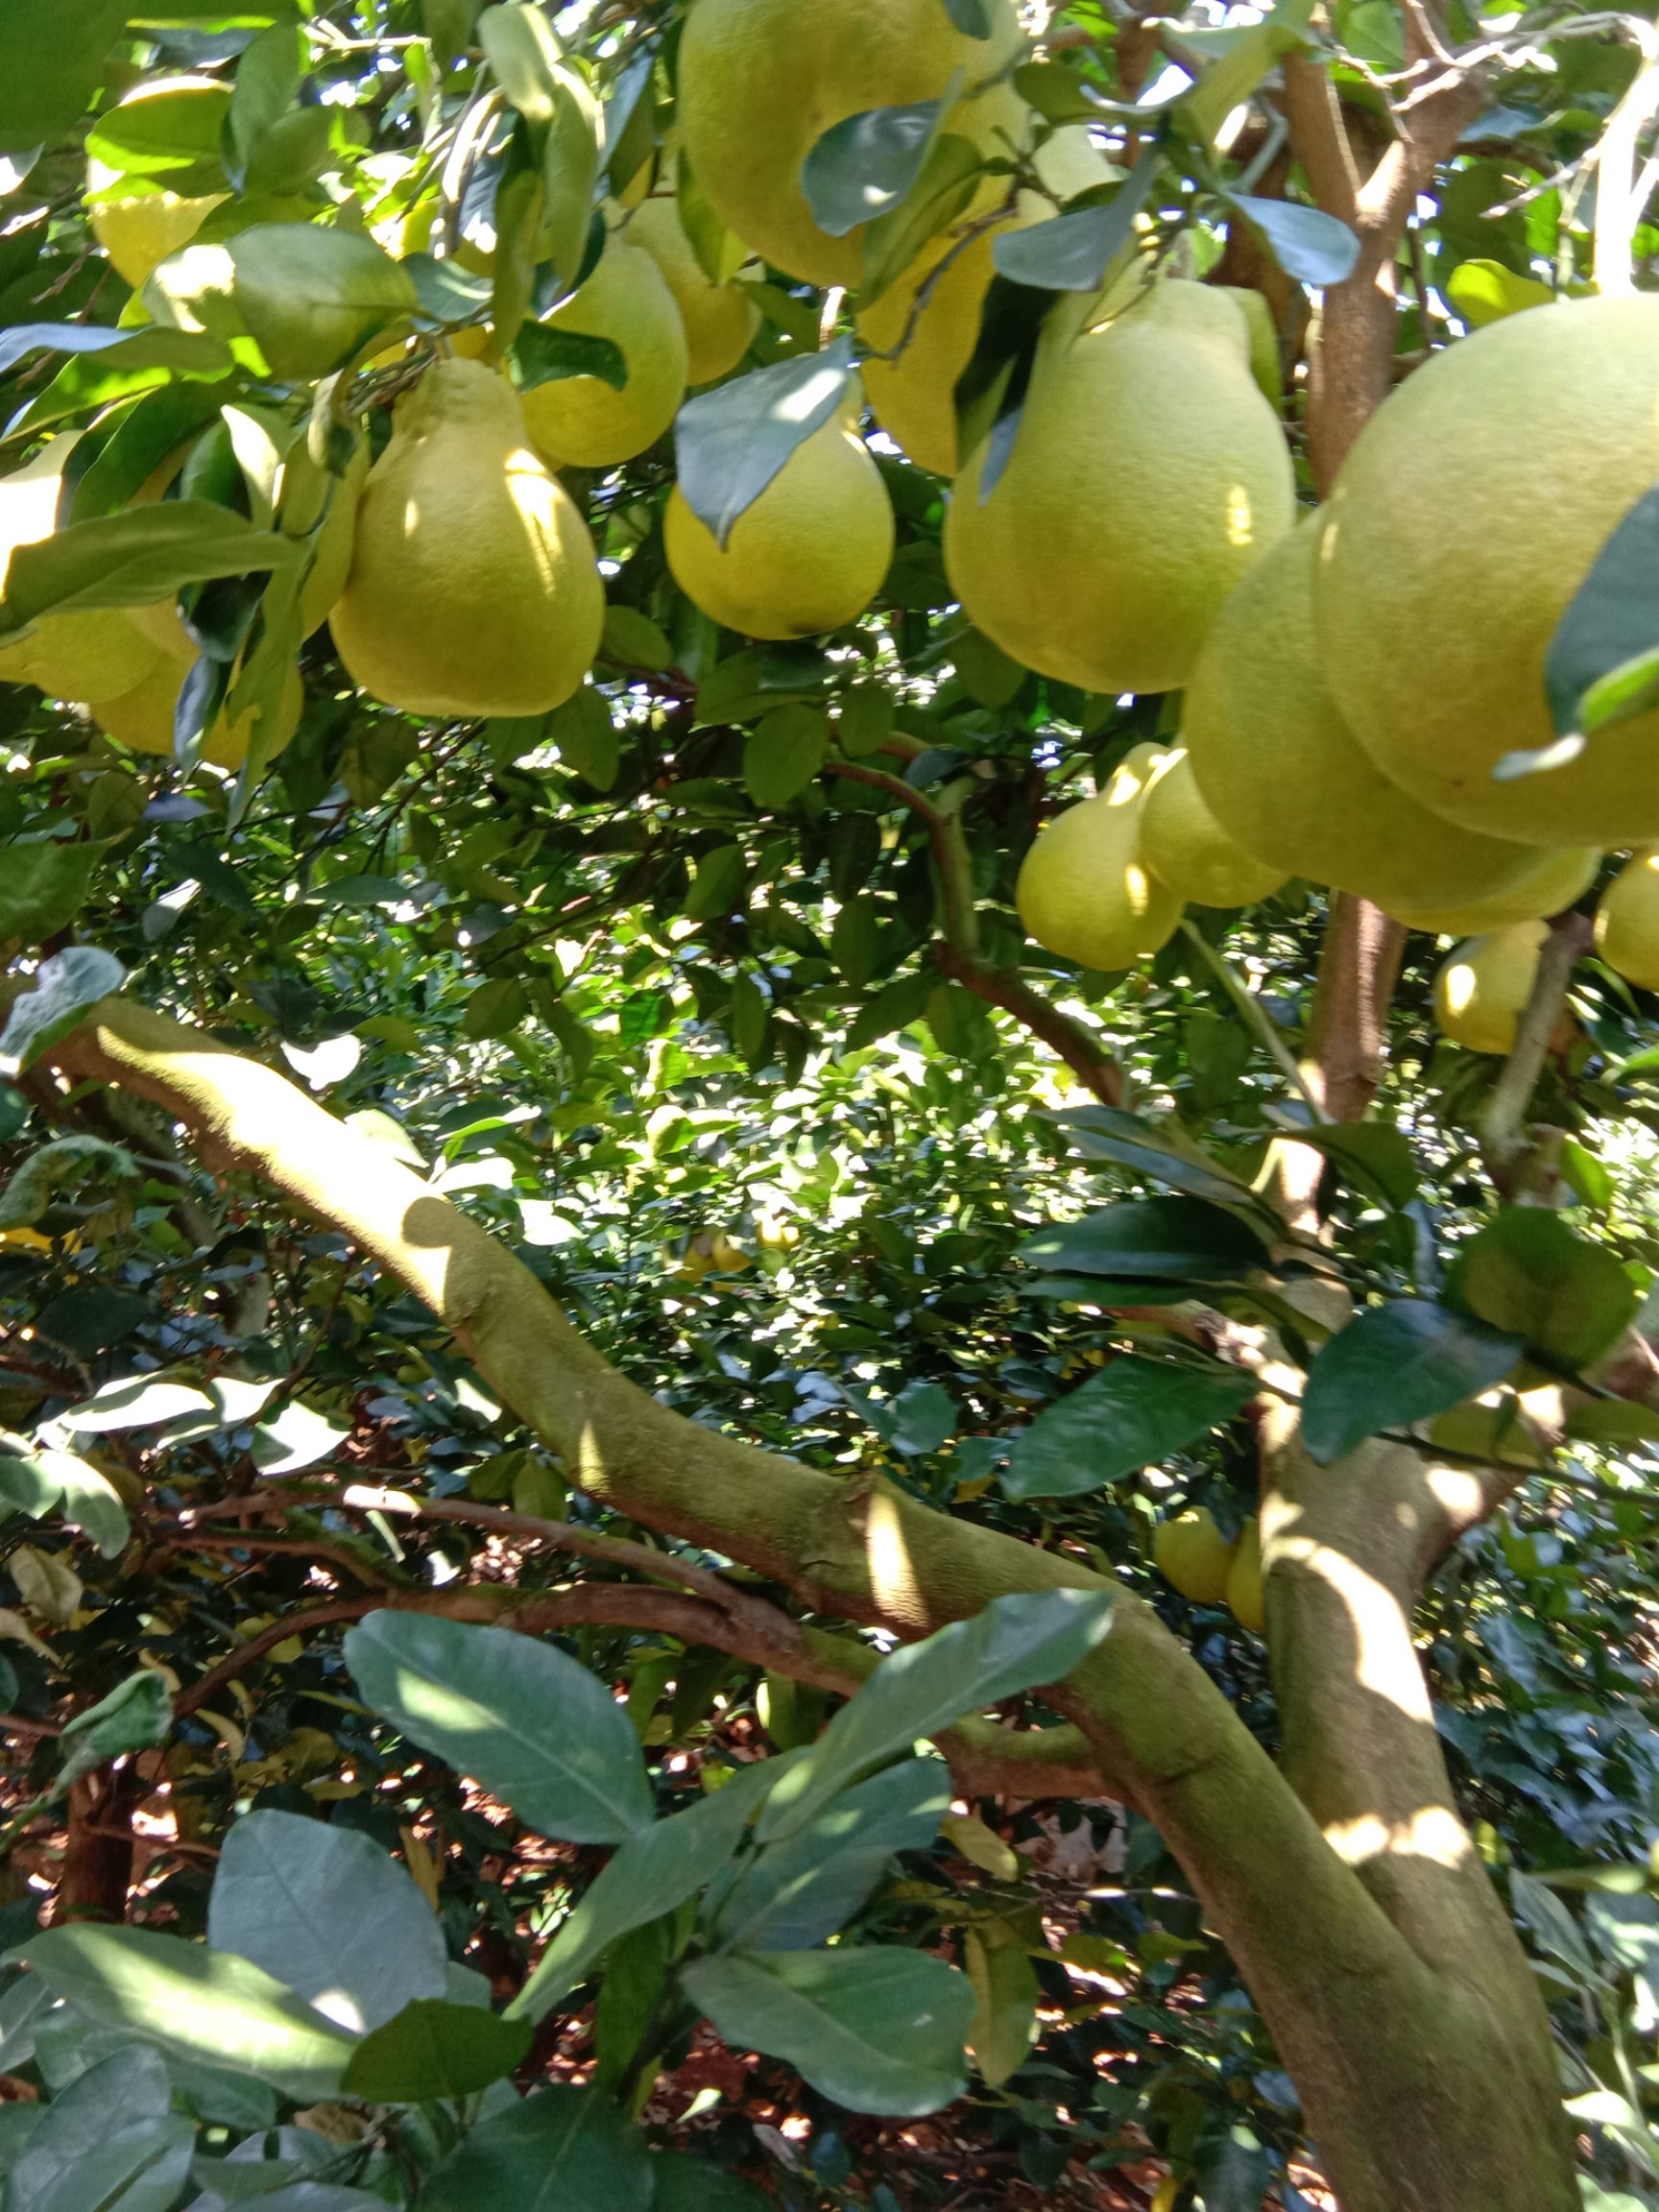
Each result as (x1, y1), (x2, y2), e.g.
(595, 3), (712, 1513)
(342, 2000), (532, 2102)
(15, 1927), (355, 2098)
(993, 148), (1160, 292)
(1017, 1197), (1270, 1284)
(940, 0), (996, 32)
(510, 321), (628, 392)
(745, 704), (830, 808)
(859, 132), (984, 303)
(59, 1670), (172, 1789)
(423, 2083), (653, 2212)
(650, 2154), (774, 2212)
(1223, 193), (1358, 285)
(512, 1756), (786, 2022)
(600, 605), (676, 672)
(0, 503), (295, 630)
(682, 1948), (974, 2116)
(345, 1611), (654, 1844)
(0, 323), (228, 382)
(676, 339), (854, 547)
(1265, 1116), (1421, 1211)
(9, 2047), (193, 2212)
(1445, 1209), (1639, 1372)
(0, 948), (126, 1076)
(1301, 1300), (1524, 1466)
(1051, 1105), (1258, 1206)
(207, 1811), (447, 2032)
(1546, 485), (1659, 743)
(546, 686), (620, 789)
(803, 84), (960, 239)
(0, 840), (105, 948)
(0, 0), (132, 156)
(1002, 1357), (1257, 1500)
(757, 1590), (1114, 1843)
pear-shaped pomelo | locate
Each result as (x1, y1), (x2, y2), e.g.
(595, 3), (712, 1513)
(1154, 1508), (1238, 1604)
(1432, 920), (1551, 1055)
(1595, 852), (1659, 990)
(628, 195), (757, 388)
(1389, 846), (1599, 937)
(1016, 744), (1183, 970)
(518, 239), (688, 469)
(1141, 748), (1286, 909)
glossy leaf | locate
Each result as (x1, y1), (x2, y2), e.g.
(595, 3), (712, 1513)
(1018, 1197), (1270, 1285)
(1051, 1105), (1258, 1206)
(208, 1812), (447, 2032)
(344, 1611), (654, 1843)
(993, 147), (1160, 292)
(1302, 1300), (1525, 1466)
(803, 84), (960, 239)
(682, 1947), (974, 2115)
(1265, 1115), (1421, 1212)
(9, 2046), (193, 2212)
(15, 1927), (356, 2098)
(0, 949), (125, 1076)
(1546, 485), (1659, 742)
(0, 502), (296, 629)
(423, 2083), (654, 2212)
(229, 225), (419, 379)
(757, 1590), (1114, 1843)
(675, 339), (855, 547)
(1223, 193), (1359, 285)
(59, 1671), (172, 1790)
(1003, 1356), (1257, 1499)
(744, 703), (830, 809)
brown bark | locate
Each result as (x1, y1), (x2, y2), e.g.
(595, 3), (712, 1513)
(56, 1773), (133, 1925)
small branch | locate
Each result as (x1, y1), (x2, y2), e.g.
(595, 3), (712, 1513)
(1180, 919), (1325, 1118)
(932, 943), (1124, 1105)
(1593, 25), (1659, 297)
(1478, 910), (1592, 1186)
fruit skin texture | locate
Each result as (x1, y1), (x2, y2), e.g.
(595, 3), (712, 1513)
(1389, 845), (1599, 938)
(518, 240), (688, 469)
(1317, 294), (1659, 847)
(627, 196), (757, 388)
(664, 410), (894, 640)
(857, 128), (1111, 479)
(1432, 919), (1550, 1055)
(945, 282), (1295, 697)
(1016, 745), (1183, 971)
(679, 0), (1025, 288)
(1595, 852), (1659, 990)
(1140, 749), (1286, 910)
(330, 359), (604, 718)
(1153, 1509), (1238, 1604)
(1184, 517), (1548, 914)
(0, 438), (163, 704)
(1225, 1521), (1265, 1634)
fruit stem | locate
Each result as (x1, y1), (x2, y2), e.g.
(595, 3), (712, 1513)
(1478, 908), (1592, 1188)
(1592, 23), (1659, 298)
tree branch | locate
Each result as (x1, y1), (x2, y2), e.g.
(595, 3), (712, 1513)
(1479, 910), (1593, 1188)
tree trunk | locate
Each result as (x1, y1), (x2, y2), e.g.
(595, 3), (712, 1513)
(56, 1774), (133, 1926)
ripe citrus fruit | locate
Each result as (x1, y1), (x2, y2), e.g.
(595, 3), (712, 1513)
(628, 195), (757, 388)
(1016, 745), (1182, 970)
(518, 239), (688, 469)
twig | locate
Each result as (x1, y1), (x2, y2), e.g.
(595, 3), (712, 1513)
(1180, 919), (1325, 1118)
(932, 944), (1124, 1105)
(1478, 910), (1593, 1185)
(1593, 25), (1659, 297)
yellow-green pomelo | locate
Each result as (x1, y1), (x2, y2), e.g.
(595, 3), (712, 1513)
(664, 410), (894, 639)
(1184, 518), (1547, 914)
(1432, 920), (1550, 1055)
(678, 0), (1025, 288)
(628, 196), (757, 387)
(1153, 1508), (1238, 1604)
(1595, 852), (1659, 990)
(0, 439), (164, 704)
(1390, 845), (1599, 937)
(518, 240), (688, 469)
(857, 128), (1111, 479)
(94, 655), (303, 774)
(1317, 294), (1659, 847)
(330, 359), (604, 717)
(945, 282), (1294, 696)
(1140, 748), (1285, 909)
(1226, 1521), (1264, 1633)
(1016, 746), (1183, 970)
(86, 77), (230, 289)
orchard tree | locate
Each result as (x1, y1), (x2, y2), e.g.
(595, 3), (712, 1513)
(1, 3), (1659, 2210)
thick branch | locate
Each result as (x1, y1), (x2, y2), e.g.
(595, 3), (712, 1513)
(1479, 910), (1593, 1187)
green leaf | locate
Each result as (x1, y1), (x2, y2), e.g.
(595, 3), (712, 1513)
(341, 2000), (532, 2102)
(1445, 1209), (1639, 1373)
(859, 132), (983, 304)
(802, 83), (961, 239)
(0, 323), (230, 383)
(1301, 1300), (1525, 1466)
(1545, 484), (1659, 745)
(229, 225), (420, 379)
(1183, 0), (1314, 146)
(1002, 1357), (1257, 1500)
(940, 0), (997, 33)
(682, 1947), (974, 2116)
(227, 24), (305, 187)
(423, 2083), (653, 2212)
(676, 339), (855, 548)
(0, 0), (132, 156)
(964, 1922), (1040, 2087)
(1564, 1400), (1659, 1447)
(994, 150), (1160, 292)
(0, 503), (294, 630)
(744, 703), (830, 807)
(650, 2154), (774, 2212)
(344, 1611), (654, 1844)
(9, 2046), (194, 2212)
(685, 844), (747, 924)
(59, 1671), (173, 1790)
(1444, 257), (1556, 328)
(757, 1589), (1114, 1844)
(479, 3), (579, 126)
(14, 1927), (356, 2098)
(600, 604), (676, 672)
(0, 841), (104, 949)
(512, 1755), (784, 2023)
(546, 686), (620, 789)
(62, 1372), (213, 1432)
(207, 1811), (447, 2032)
(0, 948), (125, 1076)
(1223, 193), (1359, 285)
(712, 1757), (950, 1951)
(1265, 1116), (1421, 1212)
(84, 74), (229, 180)
(1051, 1106), (1259, 1207)
(1017, 1197), (1270, 1285)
